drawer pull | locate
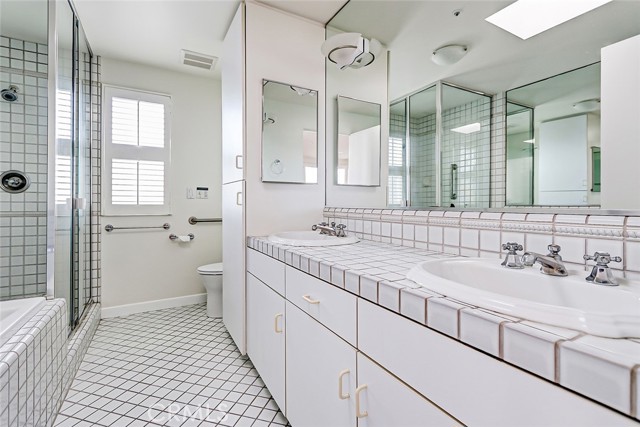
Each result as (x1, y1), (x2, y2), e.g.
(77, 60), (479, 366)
(302, 295), (320, 304)
(355, 384), (368, 418)
(274, 313), (283, 333)
(338, 369), (350, 399)
(235, 154), (243, 169)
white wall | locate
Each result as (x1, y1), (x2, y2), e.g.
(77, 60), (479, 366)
(245, 2), (326, 236)
(325, 27), (389, 208)
(100, 58), (222, 309)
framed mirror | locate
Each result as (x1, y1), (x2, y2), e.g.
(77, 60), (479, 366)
(506, 63), (600, 206)
(336, 96), (381, 186)
(262, 80), (318, 184)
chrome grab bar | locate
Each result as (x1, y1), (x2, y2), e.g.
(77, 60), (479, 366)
(169, 233), (195, 241)
(105, 223), (170, 232)
(450, 163), (458, 201)
(188, 216), (222, 225)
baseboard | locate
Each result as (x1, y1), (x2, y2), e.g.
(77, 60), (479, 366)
(101, 293), (207, 318)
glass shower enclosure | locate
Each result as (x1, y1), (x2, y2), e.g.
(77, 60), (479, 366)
(1, 0), (95, 331)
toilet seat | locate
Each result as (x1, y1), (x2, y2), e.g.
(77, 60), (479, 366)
(197, 263), (223, 275)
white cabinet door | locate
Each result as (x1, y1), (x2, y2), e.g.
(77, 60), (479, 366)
(222, 180), (245, 353)
(221, 4), (245, 184)
(286, 301), (357, 427)
(356, 353), (462, 427)
(247, 273), (286, 413)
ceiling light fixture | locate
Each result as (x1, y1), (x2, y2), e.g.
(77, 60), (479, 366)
(431, 45), (468, 66)
(290, 86), (315, 96)
(573, 99), (601, 112)
(523, 139), (535, 144)
(321, 32), (382, 70)
(485, 0), (613, 40)
(451, 122), (481, 134)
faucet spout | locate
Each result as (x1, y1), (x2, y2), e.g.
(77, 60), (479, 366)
(522, 252), (568, 277)
(311, 224), (337, 236)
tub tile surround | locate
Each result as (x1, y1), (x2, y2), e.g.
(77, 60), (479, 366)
(248, 232), (640, 420)
(0, 299), (67, 427)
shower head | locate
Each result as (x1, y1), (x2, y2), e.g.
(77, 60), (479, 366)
(1, 85), (19, 102)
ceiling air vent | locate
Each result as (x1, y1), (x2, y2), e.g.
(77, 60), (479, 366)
(181, 49), (217, 71)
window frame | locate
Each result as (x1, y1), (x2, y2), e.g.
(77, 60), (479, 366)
(102, 85), (172, 216)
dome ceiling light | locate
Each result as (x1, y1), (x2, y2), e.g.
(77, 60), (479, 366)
(321, 32), (382, 70)
(431, 44), (468, 66)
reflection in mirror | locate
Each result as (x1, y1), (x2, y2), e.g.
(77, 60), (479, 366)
(336, 96), (381, 186)
(262, 80), (318, 184)
(506, 63), (600, 206)
(388, 100), (407, 206)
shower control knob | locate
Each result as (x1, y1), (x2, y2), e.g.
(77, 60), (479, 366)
(0, 170), (31, 194)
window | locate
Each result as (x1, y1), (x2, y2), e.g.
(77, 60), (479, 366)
(55, 89), (72, 207)
(103, 86), (171, 215)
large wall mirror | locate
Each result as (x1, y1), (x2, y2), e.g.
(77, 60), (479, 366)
(326, 1), (640, 210)
(506, 63), (600, 207)
(336, 96), (381, 186)
(262, 80), (318, 184)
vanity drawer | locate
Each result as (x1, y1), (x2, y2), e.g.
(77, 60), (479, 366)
(247, 249), (285, 296)
(286, 266), (357, 346)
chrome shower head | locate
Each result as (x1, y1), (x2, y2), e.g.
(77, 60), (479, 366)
(1, 85), (19, 102)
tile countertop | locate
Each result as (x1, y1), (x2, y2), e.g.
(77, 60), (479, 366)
(247, 236), (640, 421)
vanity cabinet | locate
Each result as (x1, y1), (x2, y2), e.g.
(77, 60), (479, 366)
(286, 301), (357, 427)
(246, 273), (286, 412)
(356, 353), (462, 427)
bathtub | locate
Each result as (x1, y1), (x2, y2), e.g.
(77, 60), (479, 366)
(0, 297), (46, 347)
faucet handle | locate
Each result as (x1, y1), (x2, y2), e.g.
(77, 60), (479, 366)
(502, 242), (523, 253)
(547, 244), (561, 256)
(336, 223), (347, 237)
(583, 252), (622, 266)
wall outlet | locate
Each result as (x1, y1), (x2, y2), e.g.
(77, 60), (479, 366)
(196, 186), (209, 199)
(186, 187), (195, 199)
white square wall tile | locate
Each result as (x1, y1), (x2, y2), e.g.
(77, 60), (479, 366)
(626, 241), (640, 272)
(414, 226), (427, 243)
(460, 229), (478, 249)
(559, 336), (640, 414)
(429, 226), (443, 244)
(443, 227), (459, 246)
(399, 288), (438, 324)
(378, 281), (405, 313)
(359, 275), (379, 302)
(402, 224), (415, 241)
(344, 270), (360, 294)
(553, 236), (586, 264)
(479, 230), (500, 252)
(525, 233), (552, 254)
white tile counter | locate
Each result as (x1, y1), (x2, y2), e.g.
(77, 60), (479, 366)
(247, 236), (640, 421)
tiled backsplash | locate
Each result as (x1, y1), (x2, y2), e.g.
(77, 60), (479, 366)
(0, 36), (49, 299)
(324, 207), (640, 277)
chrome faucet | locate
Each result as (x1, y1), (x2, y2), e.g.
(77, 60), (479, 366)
(583, 252), (622, 286)
(311, 222), (348, 237)
(522, 244), (568, 277)
(501, 242), (524, 269)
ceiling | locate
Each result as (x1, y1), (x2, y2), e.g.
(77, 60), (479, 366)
(72, 0), (346, 79)
(329, 0), (640, 99)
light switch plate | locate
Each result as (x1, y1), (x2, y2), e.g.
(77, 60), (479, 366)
(186, 187), (195, 199)
(196, 187), (209, 199)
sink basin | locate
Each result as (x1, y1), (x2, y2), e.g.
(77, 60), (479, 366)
(267, 231), (359, 247)
(407, 257), (640, 338)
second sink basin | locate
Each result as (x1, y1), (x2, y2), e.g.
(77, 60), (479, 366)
(407, 257), (640, 338)
(268, 231), (359, 247)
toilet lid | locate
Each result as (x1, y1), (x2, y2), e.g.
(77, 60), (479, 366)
(197, 262), (223, 275)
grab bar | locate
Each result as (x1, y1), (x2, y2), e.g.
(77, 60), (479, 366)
(105, 223), (170, 232)
(188, 216), (222, 225)
(450, 163), (458, 201)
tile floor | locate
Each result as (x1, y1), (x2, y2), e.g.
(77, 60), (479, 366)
(54, 304), (289, 427)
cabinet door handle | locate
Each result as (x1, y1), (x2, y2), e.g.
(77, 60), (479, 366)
(302, 295), (320, 304)
(338, 369), (350, 399)
(355, 384), (368, 418)
(235, 155), (243, 169)
(236, 192), (243, 206)
(274, 313), (283, 333)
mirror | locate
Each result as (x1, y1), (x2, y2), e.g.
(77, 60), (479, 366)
(326, 1), (640, 209)
(336, 96), (381, 186)
(506, 63), (600, 206)
(262, 80), (318, 184)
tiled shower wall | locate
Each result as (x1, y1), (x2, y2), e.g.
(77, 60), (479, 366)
(0, 36), (49, 299)
(89, 56), (101, 304)
(325, 207), (640, 279)
(404, 96), (492, 209)
(490, 92), (507, 208)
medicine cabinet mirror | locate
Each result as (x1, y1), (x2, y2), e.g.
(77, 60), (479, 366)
(262, 80), (318, 184)
(506, 63), (601, 207)
(336, 96), (381, 186)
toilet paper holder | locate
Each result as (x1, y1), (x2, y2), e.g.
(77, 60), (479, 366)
(169, 233), (195, 241)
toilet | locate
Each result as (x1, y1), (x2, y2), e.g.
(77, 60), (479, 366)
(197, 263), (223, 318)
